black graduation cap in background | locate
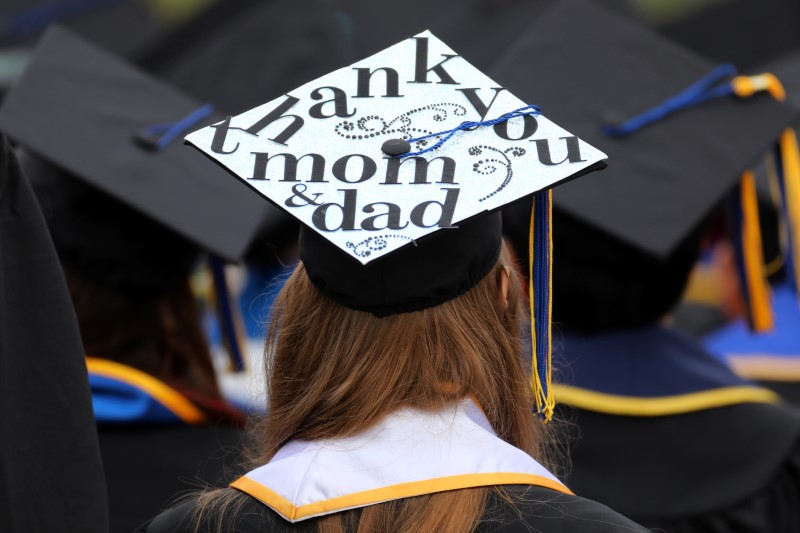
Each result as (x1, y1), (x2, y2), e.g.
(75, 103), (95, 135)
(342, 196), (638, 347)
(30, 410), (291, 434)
(496, 0), (795, 260)
(494, 0), (797, 330)
(0, 26), (279, 273)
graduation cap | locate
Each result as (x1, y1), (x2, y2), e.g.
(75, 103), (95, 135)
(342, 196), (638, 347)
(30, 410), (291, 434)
(494, 0), (800, 333)
(0, 26), (278, 271)
(185, 30), (608, 420)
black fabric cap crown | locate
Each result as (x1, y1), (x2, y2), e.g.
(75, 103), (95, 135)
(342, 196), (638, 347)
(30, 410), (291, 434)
(300, 213), (502, 317)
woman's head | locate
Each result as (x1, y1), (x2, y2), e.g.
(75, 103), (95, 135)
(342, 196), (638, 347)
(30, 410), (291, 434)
(252, 243), (547, 464)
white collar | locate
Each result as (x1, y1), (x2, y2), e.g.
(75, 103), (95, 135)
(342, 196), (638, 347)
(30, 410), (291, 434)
(230, 398), (571, 522)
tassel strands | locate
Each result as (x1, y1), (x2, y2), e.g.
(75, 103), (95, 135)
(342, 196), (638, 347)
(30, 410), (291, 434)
(732, 72), (800, 310)
(529, 190), (555, 421)
(731, 171), (774, 332)
(777, 129), (800, 296)
(209, 256), (247, 372)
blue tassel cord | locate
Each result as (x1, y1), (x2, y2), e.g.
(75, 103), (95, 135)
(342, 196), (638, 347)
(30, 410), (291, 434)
(210, 256), (246, 372)
(530, 190), (555, 421)
(136, 103), (214, 151)
(602, 63), (737, 137)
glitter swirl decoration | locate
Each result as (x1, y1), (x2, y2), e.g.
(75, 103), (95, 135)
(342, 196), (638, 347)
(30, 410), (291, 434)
(346, 234), (414, 258)
(469, 145), (527, 202)
(335, 103), (467, 151)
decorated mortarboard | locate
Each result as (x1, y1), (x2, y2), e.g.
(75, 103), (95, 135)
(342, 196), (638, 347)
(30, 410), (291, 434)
(493, 0), (800, 332)
(185, 30), (608, 420)
(0, 26), (279, 262)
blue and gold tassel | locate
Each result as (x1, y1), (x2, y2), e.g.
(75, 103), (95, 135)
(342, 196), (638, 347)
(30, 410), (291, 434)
(776, 128), (800, 297)
(529, 190), (555, 422)
(729, 171), (774, 332)
(210, 256), (247, 372)
(732, 73), (800, 316)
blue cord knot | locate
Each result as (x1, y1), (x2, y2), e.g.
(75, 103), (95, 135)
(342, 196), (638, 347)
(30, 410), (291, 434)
(603, 63), (738, 138)
(395, 104), (541, 158)
(134, 104), (215, 152)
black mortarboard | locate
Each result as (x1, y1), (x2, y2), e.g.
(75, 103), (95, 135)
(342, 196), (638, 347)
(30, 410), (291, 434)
(0, 27), (278, 268)
(184, 30), (609, 419)
(494, 0), (798, 331)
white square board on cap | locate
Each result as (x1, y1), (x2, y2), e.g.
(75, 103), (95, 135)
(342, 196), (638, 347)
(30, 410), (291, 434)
(186, 30), (607, 264)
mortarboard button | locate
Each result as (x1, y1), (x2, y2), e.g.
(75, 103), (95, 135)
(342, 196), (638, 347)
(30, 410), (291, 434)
(381, 138), (411, 156)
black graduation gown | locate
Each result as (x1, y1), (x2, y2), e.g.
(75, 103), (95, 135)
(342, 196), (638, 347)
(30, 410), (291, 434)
(0, 134), (108, 532)
(100, 423), (244, 533)
(85, 358), (246, 533)
(555, 326), (800, 532)
(140, 485), (649, 533)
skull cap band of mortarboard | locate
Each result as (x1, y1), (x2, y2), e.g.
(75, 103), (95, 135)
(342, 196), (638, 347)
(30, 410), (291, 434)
(494, 0), (798, 331)
(0, 26), (279, 263)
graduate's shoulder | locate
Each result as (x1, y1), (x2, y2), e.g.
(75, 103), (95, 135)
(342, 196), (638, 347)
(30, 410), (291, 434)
(139, 493), (309, 533)
(141, 485), (649, 533)
(477, 485), (650, 533)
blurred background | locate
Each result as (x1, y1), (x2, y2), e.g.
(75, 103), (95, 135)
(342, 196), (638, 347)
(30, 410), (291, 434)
(3, 1), (800, 531)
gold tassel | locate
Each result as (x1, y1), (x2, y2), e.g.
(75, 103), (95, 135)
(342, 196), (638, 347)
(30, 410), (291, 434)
(779, 128), (800, 296)
(739, 171), (774, 332)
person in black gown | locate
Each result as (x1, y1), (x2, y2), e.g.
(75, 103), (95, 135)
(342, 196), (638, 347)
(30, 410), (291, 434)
(497, 2), (800, 531)
(139, 26), (647, 533)
(0, 133), (108, 532)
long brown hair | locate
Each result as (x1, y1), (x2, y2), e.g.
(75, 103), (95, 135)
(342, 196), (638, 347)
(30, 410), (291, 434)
(194, 245), (553, 532)
(66, 266), (222, 402)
